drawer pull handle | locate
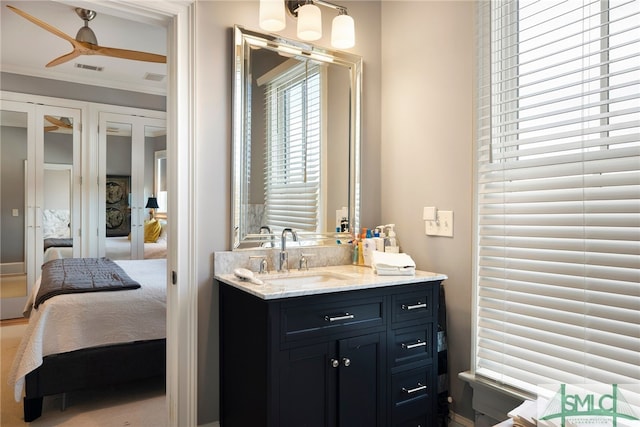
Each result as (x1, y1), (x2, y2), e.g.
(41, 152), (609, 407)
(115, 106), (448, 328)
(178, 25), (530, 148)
(324, 313), (355, 322)
(342, 357), (351, 367)
(330, 358), (340, 368)
(402, 383), (427, 394)
(402, 340), (426, 349)
(402, 302), (426, 311)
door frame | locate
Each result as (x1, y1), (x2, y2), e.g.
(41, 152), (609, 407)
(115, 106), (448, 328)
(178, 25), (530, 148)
(94, 2), (198, 425)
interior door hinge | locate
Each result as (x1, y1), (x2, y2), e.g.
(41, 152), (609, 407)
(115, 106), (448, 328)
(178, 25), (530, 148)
(172, 270), (177, 285)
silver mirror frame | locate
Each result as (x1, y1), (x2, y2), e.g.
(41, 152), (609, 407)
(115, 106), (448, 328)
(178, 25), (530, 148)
(231, 25), (362, 249)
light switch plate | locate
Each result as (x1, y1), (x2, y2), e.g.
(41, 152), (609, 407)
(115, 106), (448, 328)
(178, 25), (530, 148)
(425, 210), (453, 237)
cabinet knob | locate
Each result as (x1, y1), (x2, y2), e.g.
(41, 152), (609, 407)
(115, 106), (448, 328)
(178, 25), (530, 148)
(330, 358), (339, 368)
(342, 357), (351, 367)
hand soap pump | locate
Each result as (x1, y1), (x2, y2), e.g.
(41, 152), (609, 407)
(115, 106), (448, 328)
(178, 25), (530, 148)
(385, 224), (399, 253)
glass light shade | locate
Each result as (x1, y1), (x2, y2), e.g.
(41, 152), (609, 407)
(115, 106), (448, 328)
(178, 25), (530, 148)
(331, 14), (355, 49)
(297, 3), (322, 41)
(259, 0), (286, 32)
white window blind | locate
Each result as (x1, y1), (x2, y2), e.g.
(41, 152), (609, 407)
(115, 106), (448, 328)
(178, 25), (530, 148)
(264, 62), (322, 232)
(474, 0), (640, 403)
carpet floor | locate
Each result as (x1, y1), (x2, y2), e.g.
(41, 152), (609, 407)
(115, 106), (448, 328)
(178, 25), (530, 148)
(1, 323), (167, 426)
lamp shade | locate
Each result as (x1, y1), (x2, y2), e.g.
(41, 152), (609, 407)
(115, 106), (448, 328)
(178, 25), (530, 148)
(297, 3), (322, 41)
(259, 0), (286, 32)
(331, 13), (355, 49)
(145, 197), (160, 209)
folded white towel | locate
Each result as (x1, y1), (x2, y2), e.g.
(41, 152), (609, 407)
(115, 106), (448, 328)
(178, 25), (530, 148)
(371, 251), (416, 276)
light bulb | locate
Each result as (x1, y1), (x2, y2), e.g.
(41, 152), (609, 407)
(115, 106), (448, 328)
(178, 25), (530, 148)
(297, 3), (322, 41)
(259, 0), (285, 32)
(331, 13), (355, 49)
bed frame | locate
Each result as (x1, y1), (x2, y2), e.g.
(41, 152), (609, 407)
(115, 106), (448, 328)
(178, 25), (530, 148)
(23, 339), (165, 422)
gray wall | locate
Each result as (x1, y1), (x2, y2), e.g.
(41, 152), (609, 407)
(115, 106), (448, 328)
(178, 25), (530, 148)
(381, 1), (475, 420)
(0, 72), (166, 111)
(0, 126), (27, 263)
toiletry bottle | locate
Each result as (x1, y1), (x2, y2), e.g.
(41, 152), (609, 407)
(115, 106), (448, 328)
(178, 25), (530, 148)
(374, 226), (385, 252)
(358, 239), (364, 265)
(363, 229), (375, 266)
(386, 224), (399, 253)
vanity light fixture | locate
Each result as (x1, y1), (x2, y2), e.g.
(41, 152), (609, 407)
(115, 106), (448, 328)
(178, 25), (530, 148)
(259, 0), (355, 49)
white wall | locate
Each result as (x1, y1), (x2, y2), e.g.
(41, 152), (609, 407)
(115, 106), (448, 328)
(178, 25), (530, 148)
(381, 1), (475, 420)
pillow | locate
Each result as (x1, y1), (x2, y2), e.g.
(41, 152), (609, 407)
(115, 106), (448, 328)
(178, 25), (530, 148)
(144, 219), (162, 243)
(42, 209), (71, 239)
(157, 221), (168, 242)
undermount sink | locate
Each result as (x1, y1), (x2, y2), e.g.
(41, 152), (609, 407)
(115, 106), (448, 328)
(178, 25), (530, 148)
(264, 271), (351, 286)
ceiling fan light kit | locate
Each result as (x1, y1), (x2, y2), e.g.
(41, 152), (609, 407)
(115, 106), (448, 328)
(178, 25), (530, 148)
(6, 5), (166, 68)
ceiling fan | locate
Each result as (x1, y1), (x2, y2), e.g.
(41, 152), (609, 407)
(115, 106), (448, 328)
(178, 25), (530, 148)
(6, 5), (166, 68)
(44, 115), (73, 132)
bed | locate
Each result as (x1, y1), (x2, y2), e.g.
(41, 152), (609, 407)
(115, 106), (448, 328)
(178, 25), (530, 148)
(42, 222), (168, 263)
(8, 258), (167, 422)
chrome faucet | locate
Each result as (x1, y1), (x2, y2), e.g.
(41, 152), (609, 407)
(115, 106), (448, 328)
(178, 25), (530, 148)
(279, 228), (298, 272)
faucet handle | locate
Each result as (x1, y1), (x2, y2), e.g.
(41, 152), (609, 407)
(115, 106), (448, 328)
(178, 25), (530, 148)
(249, 255), (269, 274)
(299, 253), (315, 271)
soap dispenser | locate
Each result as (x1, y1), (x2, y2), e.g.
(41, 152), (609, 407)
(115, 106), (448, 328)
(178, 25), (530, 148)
(385, 224), (399, 253)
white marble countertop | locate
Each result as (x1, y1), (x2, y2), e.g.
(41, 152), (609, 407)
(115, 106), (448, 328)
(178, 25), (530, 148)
(215, 264), (447, 300)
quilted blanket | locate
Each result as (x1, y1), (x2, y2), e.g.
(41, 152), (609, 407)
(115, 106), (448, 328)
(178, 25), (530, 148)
(35, 258), (140, 309)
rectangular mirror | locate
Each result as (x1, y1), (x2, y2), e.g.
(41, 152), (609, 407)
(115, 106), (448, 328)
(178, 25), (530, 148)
(232, 25), (362, 249)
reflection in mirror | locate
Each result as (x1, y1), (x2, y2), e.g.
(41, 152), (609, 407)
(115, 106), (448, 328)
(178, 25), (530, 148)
(0, 110), (28, 302)
(106, 121), (134, 259)
(232, 25), (362, 249)
(42, 117), (75, 263)
(143, 126), (167, 259)
(154, 150), (167, 217)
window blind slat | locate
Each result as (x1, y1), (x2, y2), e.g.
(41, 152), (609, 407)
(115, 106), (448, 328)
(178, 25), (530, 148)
(475, 0), (640, 405)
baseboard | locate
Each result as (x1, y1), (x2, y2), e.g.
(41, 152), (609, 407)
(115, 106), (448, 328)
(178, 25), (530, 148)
(450, 411), (475, 427)
(0, 262), (24, 275)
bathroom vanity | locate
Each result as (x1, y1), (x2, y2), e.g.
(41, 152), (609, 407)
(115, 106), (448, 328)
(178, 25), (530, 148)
(216, 265), (447, 427)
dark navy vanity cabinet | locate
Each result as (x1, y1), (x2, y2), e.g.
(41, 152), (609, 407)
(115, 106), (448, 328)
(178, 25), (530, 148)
(219, 279), (441, 427)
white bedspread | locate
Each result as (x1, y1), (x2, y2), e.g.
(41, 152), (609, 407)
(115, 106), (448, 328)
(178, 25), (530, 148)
(42, 237), (167, 263)
(9, 259), (167, 402)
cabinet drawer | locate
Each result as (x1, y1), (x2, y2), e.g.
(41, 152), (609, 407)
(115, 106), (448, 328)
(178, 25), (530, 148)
(281, 297), (384, 342)
(391, 366), (434, 423)
(392, 289), (434, 324)
(395, 413), (432, 427)
(389, 324), (433, 368)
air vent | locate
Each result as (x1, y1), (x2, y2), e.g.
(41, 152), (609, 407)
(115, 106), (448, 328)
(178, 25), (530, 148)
(144, 72), (166, 82)
(75, 63), (103, 72)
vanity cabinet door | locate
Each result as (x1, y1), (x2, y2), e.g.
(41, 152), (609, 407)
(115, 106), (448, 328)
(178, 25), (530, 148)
(278, 342), (336, 427)
(337, 332), (386, 427)
(278, 331), (385, 427)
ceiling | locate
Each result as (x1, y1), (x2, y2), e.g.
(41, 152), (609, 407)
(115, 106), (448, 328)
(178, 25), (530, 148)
(0, 0), (167, 95)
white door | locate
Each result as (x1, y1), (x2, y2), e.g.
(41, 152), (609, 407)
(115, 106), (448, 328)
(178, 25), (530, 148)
(99, 112), (166, 260)
(0, 101), (80, 320)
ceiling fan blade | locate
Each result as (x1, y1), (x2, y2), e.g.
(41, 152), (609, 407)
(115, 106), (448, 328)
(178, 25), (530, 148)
(6, 5), (78, 45)
(46, 50), (82, 68)
(45, 115), (72, 129)
(44, 125), (59, 132)
(91, 45), (166, 64)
